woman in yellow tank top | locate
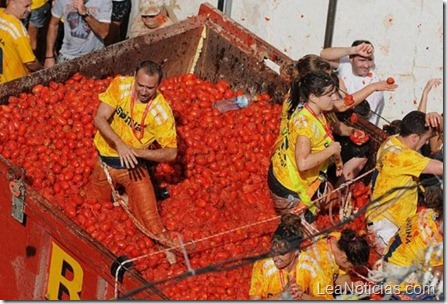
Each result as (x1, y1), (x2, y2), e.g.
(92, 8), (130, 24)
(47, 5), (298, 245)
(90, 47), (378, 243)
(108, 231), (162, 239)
(268, 71), (359, 222)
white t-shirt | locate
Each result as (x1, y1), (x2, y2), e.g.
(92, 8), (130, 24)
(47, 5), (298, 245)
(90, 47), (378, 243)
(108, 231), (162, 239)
(337, 57), (384, 126)
(52, 0), (112, 59)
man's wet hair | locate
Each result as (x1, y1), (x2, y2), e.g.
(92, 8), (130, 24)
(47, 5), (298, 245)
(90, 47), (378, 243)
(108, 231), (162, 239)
(400, 111), (430, 137)
(136, 60), (163, 84)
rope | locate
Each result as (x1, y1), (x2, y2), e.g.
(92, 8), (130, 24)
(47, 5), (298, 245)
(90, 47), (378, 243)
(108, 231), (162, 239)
(369, 108), (392, 125)
(107, 162), (377, 298)
(100, 161), (177, 248)
(302, 168), (375, 214)
(118, 168), (377, 264)
(118, 181), (433, 300)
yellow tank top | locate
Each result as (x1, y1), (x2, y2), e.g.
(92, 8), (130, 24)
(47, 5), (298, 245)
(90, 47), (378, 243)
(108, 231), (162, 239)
(270, 106), (333, 212)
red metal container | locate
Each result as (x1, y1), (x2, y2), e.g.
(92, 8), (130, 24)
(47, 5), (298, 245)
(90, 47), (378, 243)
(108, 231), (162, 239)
(0, 3), (386, 300)
(0, 3), (293, 300)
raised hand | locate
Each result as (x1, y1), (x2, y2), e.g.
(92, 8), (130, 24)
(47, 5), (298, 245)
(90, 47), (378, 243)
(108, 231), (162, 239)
(425, 112), (443, 130)
(422, 78), (442, 95)
(72, 0), (88, 15)
(355, 43), (374, 57)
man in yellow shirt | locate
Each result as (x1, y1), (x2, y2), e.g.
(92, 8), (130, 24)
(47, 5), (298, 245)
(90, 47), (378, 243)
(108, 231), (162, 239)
(0, 0), (43, 83)
(382, 183), (443, 299)
(84, 60), (177, 248)
(366, 111), (443, 255)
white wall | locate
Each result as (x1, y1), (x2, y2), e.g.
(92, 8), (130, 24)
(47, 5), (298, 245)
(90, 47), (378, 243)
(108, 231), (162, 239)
(135, 0), (443, 125)
(229, 0), (443, 126)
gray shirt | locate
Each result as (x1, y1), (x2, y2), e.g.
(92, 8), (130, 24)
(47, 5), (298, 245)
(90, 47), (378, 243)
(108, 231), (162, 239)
(52, 0), (112, 60)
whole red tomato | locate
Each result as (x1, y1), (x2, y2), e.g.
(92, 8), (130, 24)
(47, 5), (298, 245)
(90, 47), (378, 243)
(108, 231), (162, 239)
(343, 94), (355, 106)
(386, 77), (395, 84)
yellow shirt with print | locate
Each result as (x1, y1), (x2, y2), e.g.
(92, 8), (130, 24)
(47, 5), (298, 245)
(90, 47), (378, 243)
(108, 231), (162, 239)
(94, 76), (177, 156)
(249, 258), (295, 299)
(295, 235), (339, 300)
(278, 93), (291, 138)
(366, 136), (430, 228)
(271, 107), (333, 207)
(384, 209), (442, 268)
(271, 94), (291, 156)
(0, 9), (36, 84)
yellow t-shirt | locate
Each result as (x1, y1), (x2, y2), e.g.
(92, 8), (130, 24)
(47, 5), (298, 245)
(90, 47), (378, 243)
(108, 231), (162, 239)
(94, 76), (177, 156)
(295, 234), (339, 300)
(270, 106), (333, 207)
(249, 258), (295, 299)
(278, 93), (291, 137)
(271, 93), (291, 160)
(384, 209), (442, 268)
(31, 0), (48, 10)
(0, 9), (36, 84)
(366, 136), (430, 227)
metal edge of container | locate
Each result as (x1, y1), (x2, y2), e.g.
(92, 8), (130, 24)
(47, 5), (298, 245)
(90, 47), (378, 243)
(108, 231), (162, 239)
(0, 150), (161, 300)
(0, 2), (294, 299)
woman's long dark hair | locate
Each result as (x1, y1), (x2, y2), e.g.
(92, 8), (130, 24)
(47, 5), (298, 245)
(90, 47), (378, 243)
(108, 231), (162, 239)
(287, 71), (338, 118)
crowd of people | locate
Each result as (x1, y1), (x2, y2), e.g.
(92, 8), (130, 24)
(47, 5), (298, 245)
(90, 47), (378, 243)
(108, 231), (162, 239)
(0, 0), (174, 84)
(255, 40), (443, 300)
(81, 43), (443, 299)
(0, 1), (443, 300)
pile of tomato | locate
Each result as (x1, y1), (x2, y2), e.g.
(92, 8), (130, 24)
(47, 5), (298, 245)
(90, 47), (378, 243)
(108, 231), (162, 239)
(0, 72), (375, 300)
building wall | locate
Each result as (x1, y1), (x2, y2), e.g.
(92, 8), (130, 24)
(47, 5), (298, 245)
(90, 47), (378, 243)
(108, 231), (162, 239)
(134, 0), (443, 125)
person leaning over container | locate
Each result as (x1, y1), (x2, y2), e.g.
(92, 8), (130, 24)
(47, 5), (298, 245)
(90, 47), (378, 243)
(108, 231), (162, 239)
(289, 229), (370, 300)
(0, 0), (43, 84)
(366, 111), (443, 256)
(248, 213), (305, 300)
(127, 0), (173, 39)
(84, 60), (177, 247)
(320, 40), (385, 126)
(268, 71), (363, 222)
(44, 0), (112, 67)
(381, 183), (443, 300)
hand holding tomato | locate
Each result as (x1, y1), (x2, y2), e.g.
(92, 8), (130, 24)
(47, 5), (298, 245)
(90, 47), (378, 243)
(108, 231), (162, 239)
(349, 129), (370, 145)
(372, 80), (398, 92)
(343, 94), (355, 107)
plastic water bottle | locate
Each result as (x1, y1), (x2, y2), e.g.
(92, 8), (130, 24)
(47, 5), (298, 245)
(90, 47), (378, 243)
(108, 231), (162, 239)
(213, 94), (254, 113)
